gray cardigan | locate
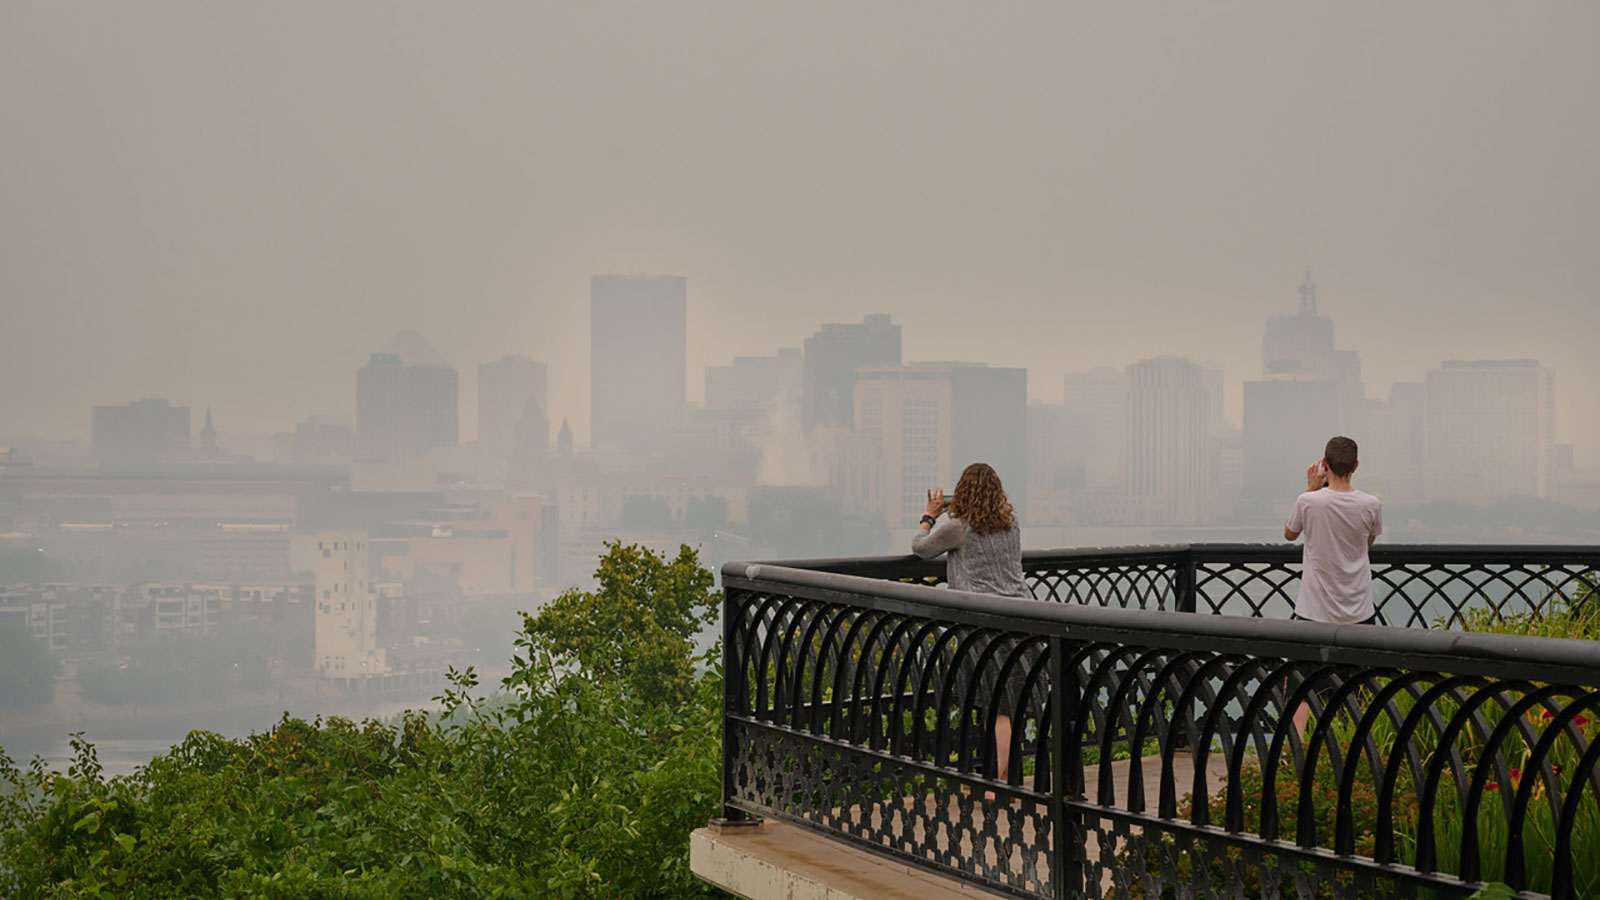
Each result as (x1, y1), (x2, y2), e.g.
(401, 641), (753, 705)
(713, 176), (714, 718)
(911, 517), (1032, 600)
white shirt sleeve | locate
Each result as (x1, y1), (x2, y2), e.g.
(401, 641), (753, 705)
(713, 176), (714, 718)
(1286, 494), (1309, 536)
(1371, 500), (1384, 538)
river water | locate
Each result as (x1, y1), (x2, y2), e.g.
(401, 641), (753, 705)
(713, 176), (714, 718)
(2, 691), (447, 778)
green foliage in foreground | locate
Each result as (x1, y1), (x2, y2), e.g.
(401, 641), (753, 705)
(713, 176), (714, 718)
(0, 542), (730, 900)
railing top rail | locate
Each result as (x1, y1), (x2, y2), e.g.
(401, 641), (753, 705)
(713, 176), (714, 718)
(740, 542), (1600, 576)
(723, 559), (1600, 687)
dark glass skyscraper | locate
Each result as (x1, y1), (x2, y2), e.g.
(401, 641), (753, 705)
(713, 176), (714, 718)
(91, 398), (190, 465)
(589, 275), (686, 453)
(355, 335), (458, 461)
(803, 314), (901, 431)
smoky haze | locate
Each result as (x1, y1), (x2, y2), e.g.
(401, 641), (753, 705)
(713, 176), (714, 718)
(1, 2), (1596, 453)
(1, 2), (1599, 786)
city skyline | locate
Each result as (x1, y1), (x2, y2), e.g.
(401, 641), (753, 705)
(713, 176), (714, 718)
(39, 275), (1586, 467)
(9, 270), (1596, 464)
(2, 4), (1595, 456)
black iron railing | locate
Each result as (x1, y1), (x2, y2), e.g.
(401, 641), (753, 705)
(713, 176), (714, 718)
(784, 544), (1600, 625)
(719, 544), (1600, 900)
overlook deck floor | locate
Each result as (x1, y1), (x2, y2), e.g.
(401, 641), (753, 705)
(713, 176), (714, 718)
(692, 753), (1229, 900)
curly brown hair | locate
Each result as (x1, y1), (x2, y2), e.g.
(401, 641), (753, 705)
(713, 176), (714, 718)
(948, 462), (1016, 536)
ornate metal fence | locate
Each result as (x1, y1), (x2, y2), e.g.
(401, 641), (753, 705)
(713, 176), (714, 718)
(720, 545), (1600, 900)
(789, 543), (1600, 625)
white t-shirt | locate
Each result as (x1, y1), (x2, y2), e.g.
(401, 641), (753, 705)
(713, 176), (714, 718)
(1286, 488), (1383, 623)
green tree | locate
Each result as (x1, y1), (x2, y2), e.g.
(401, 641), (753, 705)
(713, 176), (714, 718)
(0, 542), (730, 900)
(0, 617), (57, 709)
(526, 541), (718, 706)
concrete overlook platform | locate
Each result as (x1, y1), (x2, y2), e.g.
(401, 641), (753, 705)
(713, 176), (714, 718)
(692, 754), (1225, 899)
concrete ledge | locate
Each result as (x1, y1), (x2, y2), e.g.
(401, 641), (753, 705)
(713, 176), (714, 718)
(690, 820), (1001, 900)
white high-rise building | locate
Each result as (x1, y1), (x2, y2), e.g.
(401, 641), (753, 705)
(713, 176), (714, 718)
(854, 363), (1027, 529)
(314, 531), (385, 682)
(855, 365), (953, 529)
(1424, 360), (1555, 503)
(1125, 357), (1211, 526)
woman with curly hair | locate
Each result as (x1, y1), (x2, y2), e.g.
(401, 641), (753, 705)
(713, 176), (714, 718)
(912, 462), (1033, 792)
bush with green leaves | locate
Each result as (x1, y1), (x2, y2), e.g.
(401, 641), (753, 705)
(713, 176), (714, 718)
(0, 542), (730, 900)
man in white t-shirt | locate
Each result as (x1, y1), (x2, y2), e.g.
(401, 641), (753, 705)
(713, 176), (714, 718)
(1284, 435), (1383, 623)
(1283, 435), (1383, 730)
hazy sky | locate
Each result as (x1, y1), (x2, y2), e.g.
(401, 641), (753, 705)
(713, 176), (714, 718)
(4, 3), (1597, 457)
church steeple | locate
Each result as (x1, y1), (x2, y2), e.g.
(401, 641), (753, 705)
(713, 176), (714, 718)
(199, 405), (217, 453)
(557, 417), (573, 460)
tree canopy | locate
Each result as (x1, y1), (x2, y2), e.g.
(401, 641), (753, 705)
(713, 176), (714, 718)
(0, 543), (729, 900)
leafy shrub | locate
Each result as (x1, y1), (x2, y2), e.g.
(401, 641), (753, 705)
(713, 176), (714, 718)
(0, 543), (731, 900)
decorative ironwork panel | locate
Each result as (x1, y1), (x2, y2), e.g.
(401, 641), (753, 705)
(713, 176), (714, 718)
(1029, 559), (1182, 611)
(1013, 544), (1600, 627)
(722, 546), (1600, 900)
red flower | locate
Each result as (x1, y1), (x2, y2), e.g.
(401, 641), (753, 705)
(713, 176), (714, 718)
(1577, 715), (1591, 727)
(1542, 710), (1554, 721)
(1510, 768), (1523, 781)
(1485, 782), (1499, 791)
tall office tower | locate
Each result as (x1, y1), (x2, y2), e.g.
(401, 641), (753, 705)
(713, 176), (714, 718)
(313, 531), (385, 681)
(705, 348), (803, 411)
(803, 314), (902, 430)
(1240, 276), (1367, 516)
(478, 355), (548, 483)
(1261, 273), (1366, 431)
(91, 398), (190, 465)
(1361, 382), (1425, 503)
(853, 363), (1026, 529)
(1061, 367), (1128, 488)
(1125, 357), (1211, 526)
(1424, 360), (1555, 503)
(355, 333), (458, 461)
(1241, 380), (1340, 515)
(949, 364), (1028, 522)
(590, 275), (687, 453)
(1263, 272), (1336, 375)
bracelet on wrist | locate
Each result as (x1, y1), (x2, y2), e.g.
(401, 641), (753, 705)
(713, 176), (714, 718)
(920, 514), (937, 526)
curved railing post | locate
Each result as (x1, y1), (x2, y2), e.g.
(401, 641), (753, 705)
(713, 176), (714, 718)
(1174, 545), (1198, 613)
(720, 586), (747, 823)
(1050, 634), (1084, 899)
